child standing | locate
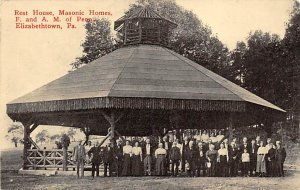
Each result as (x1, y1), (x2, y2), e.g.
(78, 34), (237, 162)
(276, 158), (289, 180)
(242, 148), (250, 177)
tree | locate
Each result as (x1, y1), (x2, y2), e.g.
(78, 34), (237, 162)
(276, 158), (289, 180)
(281, 1), (300, 115)
(50, 134), (61, 142)
(67, 128), (77, 141)
(71, 18), (115, 69)
(5, 122), (23, 147)
(35, 130), (49, 145)
(229, 1), (300, 137)
(61, 133), (71, 171)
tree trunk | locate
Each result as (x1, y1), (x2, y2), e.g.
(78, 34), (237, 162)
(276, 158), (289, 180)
(62, 146), (68, 171)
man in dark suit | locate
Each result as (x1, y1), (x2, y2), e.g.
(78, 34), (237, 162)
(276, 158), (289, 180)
(103, 141), (116, 177)
(196, 142), (207, 177)
(185, 141), (198, 177)
(87, 141), (102, 178)
(142, 138), (154, 176)
(181, 136), (190, 172)
(229, 142), (239, 177)
(249, 139), (258, 176)
(275, 141), (286, 177)
(169, 141), (181, 176)
(115, 139), (123, 177)
(267, 143), (276, 177)
(265, 138), (273, 176)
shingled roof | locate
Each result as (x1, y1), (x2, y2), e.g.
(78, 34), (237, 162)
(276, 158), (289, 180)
(7, 44), (285, 115)
(114, 7), (177, 31)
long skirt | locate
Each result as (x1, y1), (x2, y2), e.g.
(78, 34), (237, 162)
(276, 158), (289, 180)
(122, 154), (131, 176)
(219, 155), (228, 177)
(156, 155), (166, 176)
(256, 155), (266, 173)
(207, 161), (216, 177)
(131, 155), (141, 176)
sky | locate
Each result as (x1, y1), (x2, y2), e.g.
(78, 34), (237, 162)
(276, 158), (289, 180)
(0, 0), (294, 150)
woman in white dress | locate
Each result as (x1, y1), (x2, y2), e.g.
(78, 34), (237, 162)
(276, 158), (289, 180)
(122, 140), (132, 176)
(131, 141), (143, 176)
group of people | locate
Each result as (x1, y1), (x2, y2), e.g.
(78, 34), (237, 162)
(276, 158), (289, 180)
(72, 130), (287, 178)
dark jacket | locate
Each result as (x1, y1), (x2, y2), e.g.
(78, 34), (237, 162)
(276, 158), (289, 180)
(275, 147), (286, 163)
(197, 148), (206, 162)
(115, 144), (123, 161)
(182, 141), (190, 160)
(142, 143), (154, 158)
(88, 146), (102, 164)
(267, 148), (276, 161)
(249, 143), (258, 160)
(169, 146), (181, 161)
(185, 146), (198, 163)
(240, 143), (251, 154)
(229, 146), (239, 162)
(102, 145), (116, 163)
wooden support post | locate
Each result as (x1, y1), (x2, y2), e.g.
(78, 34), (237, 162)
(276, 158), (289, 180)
(62, 147), (68, 171)
(228, 114), (233, 143)
(100, 110), (125, 143)
(111, 112), (115, 139)
(21, 119), (34, 170)
(29, 123), (39, 133)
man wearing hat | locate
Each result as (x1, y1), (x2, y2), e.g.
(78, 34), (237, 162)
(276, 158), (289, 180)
(73, 140), (86, 178)
(88, 141), (101, 178)
(275, 141), (286, 177)
(103, 141), (116, 177)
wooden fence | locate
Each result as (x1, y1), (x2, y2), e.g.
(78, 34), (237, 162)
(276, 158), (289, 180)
(26, 149), (92, 170)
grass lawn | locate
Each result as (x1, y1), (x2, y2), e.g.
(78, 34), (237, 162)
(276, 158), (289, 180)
(1, 149), (300, 190)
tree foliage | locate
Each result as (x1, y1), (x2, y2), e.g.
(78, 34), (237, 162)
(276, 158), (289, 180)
(71, 18), (115, 69)
(229, 1), (299, 128)
(5, 122), (23, 147)
(281, 1), (300, 114)
(35, 130), (49, 145)
(66, 128), (77, 141)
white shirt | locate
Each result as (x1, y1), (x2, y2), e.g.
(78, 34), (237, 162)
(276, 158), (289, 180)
(210, 137), (218, 143)
(218, 148), (228, 156)
(242, 153), (250, 162)
(195, 135), (201, 141)
(155, 148), (167, 158)
(217, 135), (224, 142)
(132, 146), (142, 156)
(146, 144), (151, 155)
(257, 146), (267, 155)
(218, 148), (229, 162)
(201, 134), (209, 142)
(123, 145), (132, 155)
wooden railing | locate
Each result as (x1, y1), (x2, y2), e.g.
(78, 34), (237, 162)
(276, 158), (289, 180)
(26, 149), (92, 170)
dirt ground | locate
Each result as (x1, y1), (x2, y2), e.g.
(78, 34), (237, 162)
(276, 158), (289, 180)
(2, 170), (300, 190)
(1, 149), (300, 190)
